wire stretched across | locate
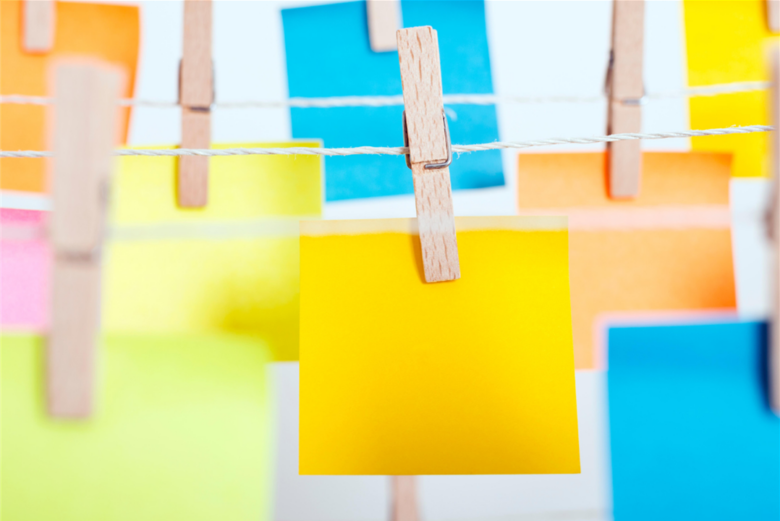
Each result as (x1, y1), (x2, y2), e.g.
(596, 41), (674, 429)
(0, 81), (770, 109)
(0, 125), (772, 159)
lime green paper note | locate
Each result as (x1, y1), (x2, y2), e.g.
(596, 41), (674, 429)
(104, 143), (322, 361)
(1, 333), (272, 521)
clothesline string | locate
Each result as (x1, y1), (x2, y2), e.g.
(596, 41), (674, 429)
(0, 206), (764, 243)
(0, 125), (772, 159)
(0, 81), (770, 108)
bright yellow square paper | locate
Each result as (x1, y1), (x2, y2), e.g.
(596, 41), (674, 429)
(1, 333), (272, 521)
(104, 143), (322, 361)
(684, 0), (774, 178)
(299, 217), (580, 475)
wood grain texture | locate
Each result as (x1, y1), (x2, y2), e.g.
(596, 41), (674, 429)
(52, 64), (118, 253)
(22, 0), (55, 53)
(608, 0), (644, 199)
(769, 46), (780, 413)
(367, 0), (400, 52)
(770, 0), (780, 32)
(179, 109), (210, 207)
(397, 26), (460, 283)
(610, 0), (644, 100)
(412, 165), (460, 282)
(181, 0), (213, 108)
(607, 102), (642, 198)
(391, 476), (419, 521)
(179, 0), (212, 207)
(49, 260), (102, 417)
(398, 27), (447, 164)
(49, 63), (119, 418)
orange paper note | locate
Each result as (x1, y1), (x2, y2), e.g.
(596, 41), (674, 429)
(0, 0), (140, 193)
(518, 152), (737, 369)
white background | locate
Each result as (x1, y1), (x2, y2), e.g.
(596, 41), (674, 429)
(2, 1), (773, 520)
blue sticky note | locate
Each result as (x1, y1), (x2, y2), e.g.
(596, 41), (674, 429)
(608, 321), (780, 521)
(282, 0), (504, 202)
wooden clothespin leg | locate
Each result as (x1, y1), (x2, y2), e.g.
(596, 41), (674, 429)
(607, 0), (644, 199)
(768, 46), (780, 413)
(367, 0), (400, 52)
(49, 63), (120, 418)
(769, 0), (780, 32)
(391, 476), (419, 521)
(23, 0), (55, 53)
(179, 0), (213, 208)
(397, 26), (460, 283)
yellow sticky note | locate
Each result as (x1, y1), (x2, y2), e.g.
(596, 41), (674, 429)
(111, 143), (322, 224)
(104, 143), (322, 361)
(684, 0), (773, 178)
(1, 333), (272, 521)
(299, 217), (580, 475)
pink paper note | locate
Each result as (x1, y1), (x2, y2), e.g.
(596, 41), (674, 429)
(1, 209), (49, 329)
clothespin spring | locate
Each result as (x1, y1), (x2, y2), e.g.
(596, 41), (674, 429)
(178, 59), (215, 112)
(604, 51), (647, 107)
(402, 110), (452, 170)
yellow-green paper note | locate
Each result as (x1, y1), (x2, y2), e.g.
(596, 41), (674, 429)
(1, 333), (272, 521)
(105, 143), (322, 361)
(299, 217), (581, 475)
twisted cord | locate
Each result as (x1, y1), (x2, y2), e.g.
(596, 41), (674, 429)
(0, 81), (771, 108)
(0, 125), (772, 159)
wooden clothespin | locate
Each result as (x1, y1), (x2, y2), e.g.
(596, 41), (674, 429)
(23, 0), (55, 53)
(397, 26), (460, 283)
(391, 476), (419, 521)
(606, 0), (645, 199)
(49, 62), (120, 418)
(769, 0), (780, 32)
(768, 46), (780, 413)
(367, 0), (400, 52)
(179, 0), (213, 208)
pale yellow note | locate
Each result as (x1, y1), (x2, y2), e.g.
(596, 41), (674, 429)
(112, 143), (322, 223)
(104, 143), (322, 361)
(299, 217), (580, 475)
(1, 333), (272, 521)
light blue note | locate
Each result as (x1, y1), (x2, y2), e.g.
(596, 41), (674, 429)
(608, 320), (780, 521)
(282, 0), (503, 202)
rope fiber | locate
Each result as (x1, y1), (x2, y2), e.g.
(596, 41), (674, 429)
(0, 81), (771, 109)
(0, 125), (772, 159)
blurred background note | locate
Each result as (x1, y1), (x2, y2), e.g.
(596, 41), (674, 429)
(685, 1), (770, 179)
(299, 216), (579, 475)
(2, 333), (273, 521)
(0, 0), (140, 194)
(518, 152), (737, 369)
(0, 143), (322, 362)
(106, 142), (321, 362)
(608, 319), (780, 520)
(281, 0), (502, 202)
